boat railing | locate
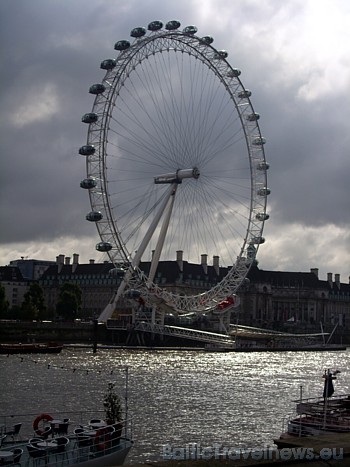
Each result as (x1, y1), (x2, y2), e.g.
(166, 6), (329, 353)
(292, 393), (350, 404)
(52, 425), (132, 466)
(295, 395), (350, 417)
(0, 410), (132, 442)
(280, 411), (296, 435)
(290, 412), (350, 430)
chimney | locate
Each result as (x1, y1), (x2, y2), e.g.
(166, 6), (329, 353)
(56, 254), (65, 273)
(213, 255), (220, 275)
(335, 274), (340, 288)
(176, 250), (183, 272)
(72, 253), (79, 273)
(310, 268), (319, 278)
(56, 254), (65, 264)
(89, 259), (95, 264)
(201, 254), (208, 274)
(327, 272), (332, 285)
(65, 257), (71, 265)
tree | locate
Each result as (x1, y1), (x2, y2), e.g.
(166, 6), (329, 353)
(56, 282), (82, 321)
(21, 282), (47, 320)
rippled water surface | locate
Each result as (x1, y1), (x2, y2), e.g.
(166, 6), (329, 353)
(1, 348), (349, 463)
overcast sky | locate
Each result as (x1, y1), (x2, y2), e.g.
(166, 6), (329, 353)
(0, 0), (349, 283)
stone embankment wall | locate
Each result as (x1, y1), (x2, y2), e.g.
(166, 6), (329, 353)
(0, 321), (110, 344)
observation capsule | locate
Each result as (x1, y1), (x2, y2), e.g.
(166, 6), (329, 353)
(183, 25), (198, 35)
(86, 211), (103, 222)
(109, 267), (126, 276)
(114, 40), (131, 51)
(96, 242), (112, 252)
(246, 113), (260, 121)
(252, 136), (266, 146)
(255, 212), (270, 221)
(130, 27), (146, 38)
(125, 289), (142, 298)
(100, 59), (117, 70)
(214, 50), (228, 59)
(80, 178), (97, 189)
(247, 244), (256, 259)
(237, 89), (252, 98)
(148, 21), (163, 31)
(79, 145), (95, 156)
(227, 68), (241, 78)
(89, 83), (105, 95)
(200, 36), (214, 45)
(165, 20), (181, 30)
(250, 236), (266, 245)
(257, 187), (271, 196)
(257, 161), (270, 171)
(81, 113), (98, 124)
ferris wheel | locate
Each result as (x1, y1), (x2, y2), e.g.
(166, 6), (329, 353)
(79, 20), (270, 320)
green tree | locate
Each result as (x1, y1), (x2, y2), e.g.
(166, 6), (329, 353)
(56, 282), (82, 321)
(21, 282), (47, 320)
(0, 284), (9, 318)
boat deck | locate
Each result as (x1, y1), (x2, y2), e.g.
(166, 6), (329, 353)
(0, 436), (132, 466)
(274, 430), (350, 453)
(0, 412), (133, 467)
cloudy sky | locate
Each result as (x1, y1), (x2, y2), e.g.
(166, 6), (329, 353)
(0, 0), (349, 283)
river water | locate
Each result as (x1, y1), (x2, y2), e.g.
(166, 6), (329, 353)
(0, 348), (349, 464)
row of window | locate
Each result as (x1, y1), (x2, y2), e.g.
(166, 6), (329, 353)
(41, 279), (119, 286)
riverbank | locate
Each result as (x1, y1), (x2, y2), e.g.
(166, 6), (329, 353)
(0, 320), (348, 349)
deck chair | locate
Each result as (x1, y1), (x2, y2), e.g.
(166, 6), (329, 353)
(26, 444), (47, 466)
(4, 423), (22, 441)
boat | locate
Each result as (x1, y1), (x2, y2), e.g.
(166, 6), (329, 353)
(0, 411), (133, 466)
(275, 369), (350, 447)
(0, 342), (63, 354)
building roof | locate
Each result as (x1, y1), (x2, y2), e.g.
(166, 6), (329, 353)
(41, 262), (115, 278)
(39, 258), (349, 295)
(0, 266), (25, 282)
(247, 263), (321, 288)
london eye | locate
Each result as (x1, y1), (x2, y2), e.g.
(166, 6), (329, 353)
(79, 20), (270, 320)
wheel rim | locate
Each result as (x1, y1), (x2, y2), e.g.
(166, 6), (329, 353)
(81, 22), (269, 314)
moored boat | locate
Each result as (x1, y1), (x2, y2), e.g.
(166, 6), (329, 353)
(275, 370), (350, 446)
(0, 411), (133, 466)
(0, 342), (63, 355)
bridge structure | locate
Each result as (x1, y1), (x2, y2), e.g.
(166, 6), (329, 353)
(105, 317), (330, 348)
(228, 324), (329, 340)
(106, 319), (235, 347)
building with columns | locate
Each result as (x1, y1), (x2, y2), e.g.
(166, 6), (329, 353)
(239, 264), (350, 332)
(2, 253), (349, 339)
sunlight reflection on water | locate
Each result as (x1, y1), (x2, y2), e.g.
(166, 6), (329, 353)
(1, 348), (349, 463)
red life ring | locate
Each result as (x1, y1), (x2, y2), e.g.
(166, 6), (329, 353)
(95, 427), (110, 451)
(33, 413), (53, 435)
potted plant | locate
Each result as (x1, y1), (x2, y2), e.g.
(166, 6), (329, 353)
(103, 382), (122, 425)
(103, 382), (123, 445)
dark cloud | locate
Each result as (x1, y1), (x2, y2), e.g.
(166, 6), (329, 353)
(0, 0), (349, 280)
